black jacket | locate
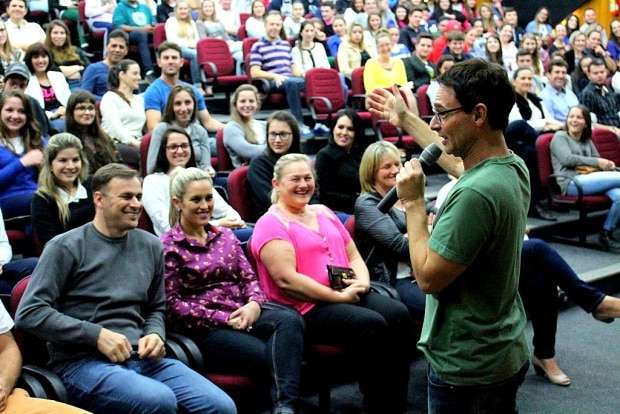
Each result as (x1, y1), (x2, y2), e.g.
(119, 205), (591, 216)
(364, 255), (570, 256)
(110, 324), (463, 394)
(315, 142), (363, 214)
(402, 55), (435, 92)
(354, 191), (410, 285)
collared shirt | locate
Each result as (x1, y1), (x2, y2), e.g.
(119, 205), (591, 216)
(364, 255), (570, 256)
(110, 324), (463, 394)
(58, 182), (88, 204)
(162, 223), (267, 331)
(540, 84), (579, 122)
(249, 38), (294, 76)
(581, 82), (620, 127)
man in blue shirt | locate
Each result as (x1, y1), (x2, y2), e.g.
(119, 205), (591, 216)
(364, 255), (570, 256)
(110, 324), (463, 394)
(81, 30), (128, 100)
(540, 58), (579, 123)
(113, 0), (155, 73)
(144, 42), (223, 133)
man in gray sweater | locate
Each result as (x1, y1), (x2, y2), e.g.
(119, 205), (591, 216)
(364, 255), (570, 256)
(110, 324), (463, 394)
(15, 164), (236, 414)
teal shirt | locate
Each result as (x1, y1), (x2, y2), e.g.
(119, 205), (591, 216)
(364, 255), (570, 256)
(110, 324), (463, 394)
(113, 0), (154, 28)
(418, 152), (531, 385)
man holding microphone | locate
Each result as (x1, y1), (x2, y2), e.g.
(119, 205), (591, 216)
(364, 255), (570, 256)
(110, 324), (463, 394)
(368, 59), (530, 413)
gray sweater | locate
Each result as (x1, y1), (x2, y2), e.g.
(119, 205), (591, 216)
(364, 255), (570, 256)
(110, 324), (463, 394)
(146, 121), (212, 174)
(550, 130), (600, 193)
(223, 120), (266, 168)
(15, 223), (166, 366)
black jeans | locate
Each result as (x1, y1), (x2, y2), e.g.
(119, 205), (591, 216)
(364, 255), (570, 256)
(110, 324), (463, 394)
(505, 120), (545, 207)
(427, 362), (529, 414)
(519, 238), (606, 359)
(194, 303), (305, 411)
(303, 291), (415, 414)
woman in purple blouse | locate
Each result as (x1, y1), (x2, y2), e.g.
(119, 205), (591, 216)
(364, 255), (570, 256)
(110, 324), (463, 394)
(161, 167), (304, 414)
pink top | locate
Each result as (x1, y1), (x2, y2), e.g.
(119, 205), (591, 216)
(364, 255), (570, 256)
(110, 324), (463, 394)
(250, 205), (352, 314)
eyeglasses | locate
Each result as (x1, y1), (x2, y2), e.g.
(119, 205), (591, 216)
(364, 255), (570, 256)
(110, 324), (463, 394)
(74, 105), (96, 112)
(268, 131), (293, 140)
(431, 106), (464, 125)
(166, 143), (190, 151)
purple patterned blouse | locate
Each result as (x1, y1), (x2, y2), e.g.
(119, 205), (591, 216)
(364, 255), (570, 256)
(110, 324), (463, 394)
(162, 223), (267, 331)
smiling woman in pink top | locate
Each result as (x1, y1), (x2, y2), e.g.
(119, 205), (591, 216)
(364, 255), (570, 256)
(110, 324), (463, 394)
(250, 153), (415, 414)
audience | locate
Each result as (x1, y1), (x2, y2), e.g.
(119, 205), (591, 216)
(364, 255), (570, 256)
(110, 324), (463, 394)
(81, 30), (129, 100)
(245, 0), (267, 39)
(251, 153), (415, 414)
(292, 21), (330, 75)
(3, 62), (50, 137)
(402, 32), (435, 91)
(0, 91), (46, 219)
(147, 84), (213, 174)
(100, 59), (146, 150)
(248, 111), (301, 220)
(165, 0), (202, 89)
(249, 13), (312, 139)
(608, 20), (620, 62)
(65, 90), (121, 173)
(44, 20), (90, 89)
(143, 126), (246, 238)
(337, 22), (375, 79)
(540, 59), (579, 123)
(580, 59), (620, 131)
(24, 43), (71, 133)
(4, 0), (46, 52)
(354, 141), (425, 319)
(551, 105), (620, 251)
(584, 29), (617, 73)
(399, 6), (424, 52)
(363, 30), (407, 92)
(144, 42), (223, 133)
(525, 6), (552, 41)
(84, 0), (116, 34)
(223, 84), (266, 168)
(0, 20), (24, 77)
(218, 0), (241, 38)
(565, 31), (587, 75)
(315, 109), (369, 214)
(31, 133), (94, 248)
(162, 167), (303, 413)
(16, 163), (237, 414)
(112, 0), (155, 75)
(284, 1), (306, 39)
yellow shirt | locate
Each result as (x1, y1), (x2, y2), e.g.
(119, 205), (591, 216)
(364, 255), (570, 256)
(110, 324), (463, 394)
(362, 57), (407, 93)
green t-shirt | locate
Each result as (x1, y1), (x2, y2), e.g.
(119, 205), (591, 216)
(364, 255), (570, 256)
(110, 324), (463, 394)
(417, 153), (531, 385)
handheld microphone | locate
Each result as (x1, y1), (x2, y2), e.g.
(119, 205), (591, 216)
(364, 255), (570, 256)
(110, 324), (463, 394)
(376, 143), (443, 213)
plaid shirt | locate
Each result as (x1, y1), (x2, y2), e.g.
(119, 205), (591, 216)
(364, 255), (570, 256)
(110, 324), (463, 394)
(580, 82), (620, 127)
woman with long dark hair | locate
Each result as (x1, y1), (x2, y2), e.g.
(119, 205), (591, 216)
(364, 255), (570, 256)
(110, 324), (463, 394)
(65, 90), (120, 173)
(44, 20), (90, 88)
(0, 90), (45, 218)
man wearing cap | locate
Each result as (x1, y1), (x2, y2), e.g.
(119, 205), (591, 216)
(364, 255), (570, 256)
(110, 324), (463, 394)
(3, 63), (50, 137)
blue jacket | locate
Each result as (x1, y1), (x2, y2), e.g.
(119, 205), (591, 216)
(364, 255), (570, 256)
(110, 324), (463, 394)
(0, 142), (45, 200)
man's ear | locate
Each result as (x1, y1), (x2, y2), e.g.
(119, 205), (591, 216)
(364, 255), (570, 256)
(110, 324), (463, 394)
(472, 103), (488, 127)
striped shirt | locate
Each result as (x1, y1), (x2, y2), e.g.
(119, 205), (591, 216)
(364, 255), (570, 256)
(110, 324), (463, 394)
(249, 38), (293, 76)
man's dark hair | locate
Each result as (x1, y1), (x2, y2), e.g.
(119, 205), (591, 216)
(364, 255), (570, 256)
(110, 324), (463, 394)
(92, 163), (139, 193)
(417, 32), (434, 43)
(447, 31), (464, 42)
(587, 58), (606, 72)
(157, 41), (182, 58)
(438, 59), (515, 131)
(107, 29), (128, 46)
(503, 7), (517, 15)
(320, 1), (335, 9)
(516, 48), (532, 59)
(409, 6), (424, 15)
(547, 58), (568, 72)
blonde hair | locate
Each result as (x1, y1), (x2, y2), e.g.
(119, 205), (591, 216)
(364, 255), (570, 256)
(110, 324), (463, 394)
(229, 84), (262, 144)
(169, 167), (213, 226)
(199, 0), (218, 22)
(347, 23), (366, 49)
(175, 0), (195, 40)
(359, 141), (400, 193)
(0, 20), (19, 61)
(37, 133), (89, 226)
(270, 153), (312, 204)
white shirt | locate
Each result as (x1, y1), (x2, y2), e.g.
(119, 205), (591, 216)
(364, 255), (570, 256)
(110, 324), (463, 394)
(142, 173), (242, 236)
(58, 182), (88, 204)
(0, 301), (14, 335)
(5, 19), (46, 51)
(100, 92), (146, 144)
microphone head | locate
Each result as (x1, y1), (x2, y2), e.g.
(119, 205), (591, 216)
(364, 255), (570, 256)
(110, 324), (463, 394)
(419, 143), (443, 167)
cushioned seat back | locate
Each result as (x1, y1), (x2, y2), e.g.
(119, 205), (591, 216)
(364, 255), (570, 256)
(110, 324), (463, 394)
(197, 38), (235, 76)
(227, 166), (254, 222)
(305, 68), (346, 114)
(535, 133), (555, 192)
(592, 128), (620, 165)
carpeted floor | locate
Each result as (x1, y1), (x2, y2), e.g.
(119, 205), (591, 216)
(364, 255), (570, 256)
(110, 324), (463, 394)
(302, 295), (620, 414)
